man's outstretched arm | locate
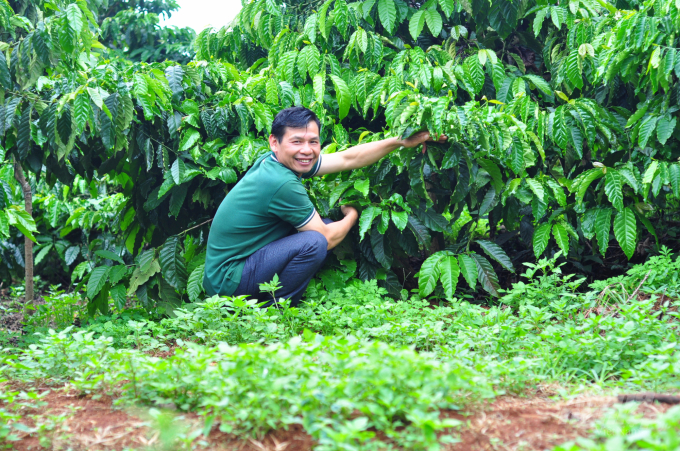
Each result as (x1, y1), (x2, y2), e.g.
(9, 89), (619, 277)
(298, 206), (358, 249)
(316, 132), (447, 176)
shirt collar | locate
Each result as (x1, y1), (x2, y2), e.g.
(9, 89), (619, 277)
(269, 151), (301, 179)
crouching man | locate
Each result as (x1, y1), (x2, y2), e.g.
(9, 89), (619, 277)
(203, 106), (444, 306)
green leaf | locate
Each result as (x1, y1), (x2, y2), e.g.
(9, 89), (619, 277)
(574, 168), (604, 204)
(0, 211), (9, 238)
(73, 94), (91, 132)
(418, 252), (443, 297)
(547, 179), (566, 207)
(637, 116), (658, 149)
(472, 254), (501, 297)
(378, 210), (390, 234)
(533, 223), (551, 257)
(509, 138), (525, 175)
(378, 0), (397, 33)
(329, 180), (353, 207)
(595, 208), (613, 257)
(438, 0), (455, 17)
(72, 261), (90, 282)
(180, 128), (200, 151)
(34, 244), (52, 266)
(7, 208), (37, 243)
(87, 266), (111, 300)
(626, 104), (649, 128)
(550, 6), (567, 28)
(438, 254), (459, 299)
(523, 74), (552, 96)
(465, 54), (484, 94)
(613, 207), (636, 260)
(533, 7), (548, 36)
(66, 4), (83, 33)
(109, 265), (128, 285)
(552, 222), (569, 255)
(127, 260), (159, 295)
(171, 158), (185, 185)
(476, 240), (514, 272)
(165, 65), (184, 96)
(656, 116), (676, 145)
(669, 164), (680, 198)
(330, 74), (351, 121)
(409, 10), (426, 41)
(16, 105), (32, 160)
(354, 179), (370, 197)
(458, 254), (477, 290)
(110, 284), (127, 311)
(187, 264), (205, 302)
(553, 107), (568, 150)
(313, 73), (325, 105)
(604, 169), (624, 211)
(565, 50), (583, 89)
(318, 0), (333, 39)
(407, 214), (431, 247)
(424, 9), (442, 36)
(0, 51), (11, 90)
(391, 210), (408, 231)
(525, 178), (544, 202)
(370, 227), (392, 268)
(95, 250), (124, 264)
(478, 159), (503, 193)
(159, 236), (188, 290)
(359, 206), (381, 240)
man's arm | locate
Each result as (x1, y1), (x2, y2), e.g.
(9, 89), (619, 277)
(298, 206), (358, 249)
(316, 132), (447, 176)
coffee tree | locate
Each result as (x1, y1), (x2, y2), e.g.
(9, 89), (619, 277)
(0, 0), (678, 314)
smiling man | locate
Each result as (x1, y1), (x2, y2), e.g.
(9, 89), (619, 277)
(203, 106), (444, 306)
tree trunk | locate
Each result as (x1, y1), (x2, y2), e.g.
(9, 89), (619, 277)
(13, 158), (33, 316)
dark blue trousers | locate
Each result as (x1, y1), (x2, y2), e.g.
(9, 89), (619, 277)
(233, 220), (331, 307)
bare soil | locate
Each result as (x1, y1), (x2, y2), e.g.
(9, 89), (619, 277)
(4, 381), (677, 451)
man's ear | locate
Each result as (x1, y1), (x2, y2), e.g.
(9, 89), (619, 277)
(269, 134), (278, 152)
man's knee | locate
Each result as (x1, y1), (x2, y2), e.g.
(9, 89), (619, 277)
(301, 231), (328, 261)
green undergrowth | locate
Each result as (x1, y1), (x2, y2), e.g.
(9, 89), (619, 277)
(48, 251), (680, 390)
(2, 330), (492, 450)
(2, 252), (680, 449)
(555, 404), (680, 451)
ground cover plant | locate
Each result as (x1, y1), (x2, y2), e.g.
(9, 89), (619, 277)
(0, 0), (679, 448)
(2, 252), (680, 449)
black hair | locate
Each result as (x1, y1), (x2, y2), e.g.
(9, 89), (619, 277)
(270, 107), (321, 142)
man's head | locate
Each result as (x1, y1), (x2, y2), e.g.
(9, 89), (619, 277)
(269, 107), (321, 175)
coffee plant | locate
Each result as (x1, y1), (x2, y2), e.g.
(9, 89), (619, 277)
(0, 0), (678, 313)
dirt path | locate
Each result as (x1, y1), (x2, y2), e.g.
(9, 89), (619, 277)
(4, 384), (675, 451)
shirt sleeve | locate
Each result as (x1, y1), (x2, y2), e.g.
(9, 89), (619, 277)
(301, 154), (323, 179)
(268, 180), (316, 229)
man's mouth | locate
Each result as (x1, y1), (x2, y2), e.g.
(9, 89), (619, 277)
(295, 158), (313, 164)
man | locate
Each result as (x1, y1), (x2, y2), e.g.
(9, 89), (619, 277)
(203, 106), (444, 306)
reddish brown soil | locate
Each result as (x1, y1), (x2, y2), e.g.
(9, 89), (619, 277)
(446, 393), (674, 451)
(4, 383), (676, 451)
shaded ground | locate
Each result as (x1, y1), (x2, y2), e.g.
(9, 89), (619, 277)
(4, 381), (677, 451)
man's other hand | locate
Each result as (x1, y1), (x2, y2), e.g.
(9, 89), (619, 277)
(340, 205), (358, 219)
(399, 132), (448, 149)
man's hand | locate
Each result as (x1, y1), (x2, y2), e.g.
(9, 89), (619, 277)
(399, 132), (448, 149)
(340, 205), (358, 222)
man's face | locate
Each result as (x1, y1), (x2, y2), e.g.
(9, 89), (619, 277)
(269, 121), (321, 175)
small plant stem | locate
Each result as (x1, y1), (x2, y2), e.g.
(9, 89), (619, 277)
(466, 218), (479, 253)
(13, 157), (34, 318)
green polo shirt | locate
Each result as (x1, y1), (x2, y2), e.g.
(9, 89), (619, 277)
(203, 151), (322, 296)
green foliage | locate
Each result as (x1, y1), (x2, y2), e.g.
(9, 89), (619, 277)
(0, 0), (679, 312)
(556, 404), (680, 451)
